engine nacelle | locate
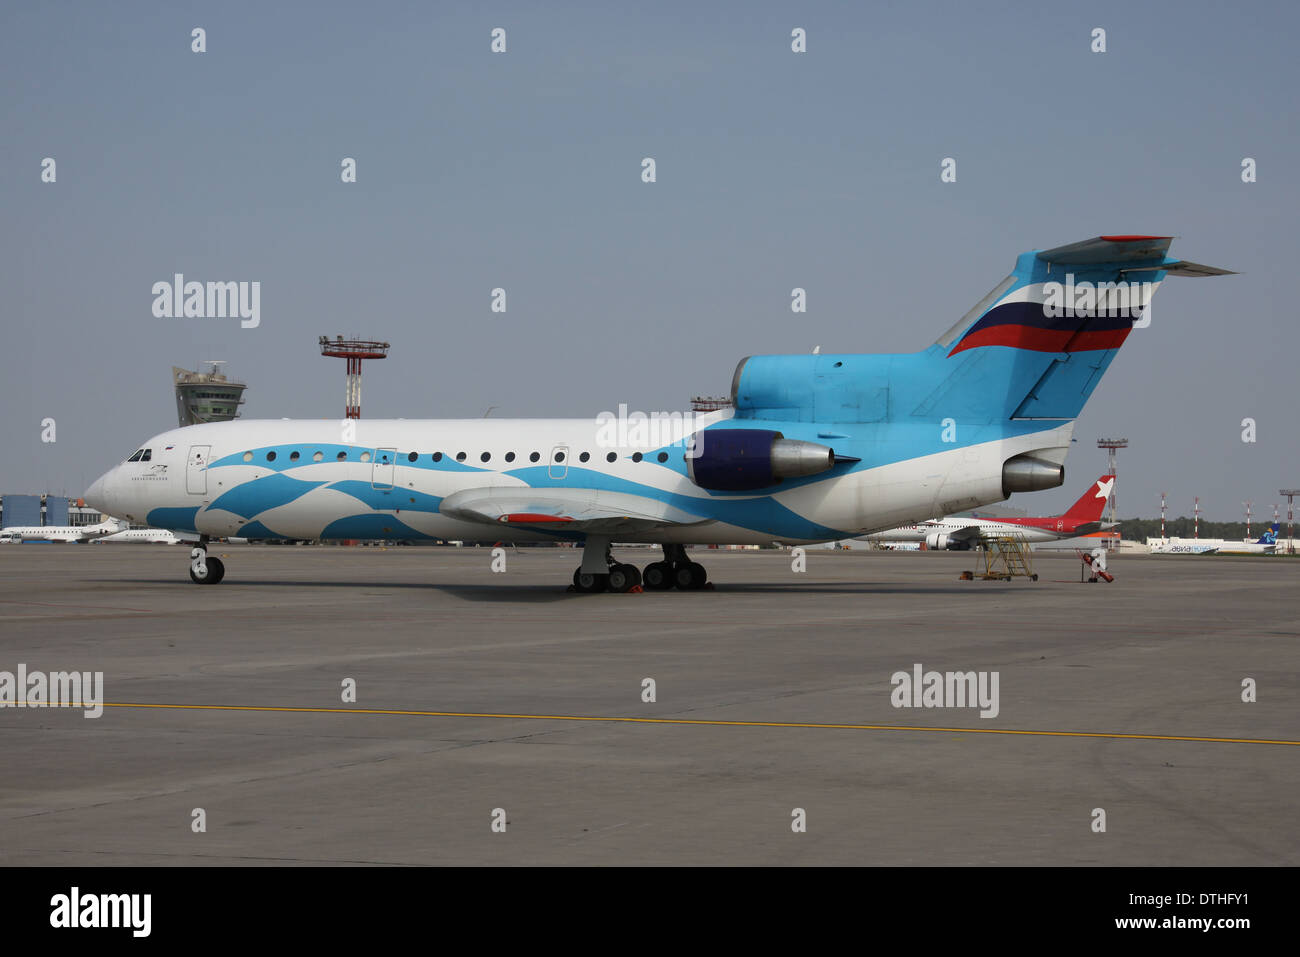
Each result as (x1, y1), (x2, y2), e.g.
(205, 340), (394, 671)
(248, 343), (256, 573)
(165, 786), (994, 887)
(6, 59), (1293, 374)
(687, 429), (837, 491)
(1002, 454), (1065, 496)
(925, 531), (974, 551)
(924, 531), (951, 550)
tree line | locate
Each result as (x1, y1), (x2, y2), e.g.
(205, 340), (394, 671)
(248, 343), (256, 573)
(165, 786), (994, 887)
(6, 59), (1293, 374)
(1117, 517), (1293, 541)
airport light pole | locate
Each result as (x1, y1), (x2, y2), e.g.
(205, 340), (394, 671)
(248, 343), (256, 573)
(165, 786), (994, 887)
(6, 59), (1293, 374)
(1244, 501), (1253, 538)
(1282, 490), (1300, 554)
(1160, 491), (1166, 541)
(1097, 438), (1127, 547)
(1194, 497), (1200, 539)
(319, 336), (390, 419)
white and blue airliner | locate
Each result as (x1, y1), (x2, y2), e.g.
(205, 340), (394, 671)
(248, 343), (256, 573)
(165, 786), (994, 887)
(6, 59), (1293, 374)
(85, 236), (1231, 592)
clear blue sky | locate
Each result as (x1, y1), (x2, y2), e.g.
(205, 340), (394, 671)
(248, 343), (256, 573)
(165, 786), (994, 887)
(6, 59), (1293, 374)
(2, 0), (1296, 520)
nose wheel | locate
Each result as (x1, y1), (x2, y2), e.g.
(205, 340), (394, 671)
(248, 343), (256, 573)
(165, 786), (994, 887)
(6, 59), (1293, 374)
(189, 541), (226, 585)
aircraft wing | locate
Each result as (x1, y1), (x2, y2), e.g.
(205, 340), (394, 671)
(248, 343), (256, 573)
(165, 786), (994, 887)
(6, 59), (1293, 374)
(944, 525), (985, 548)
(439, 487), (711, 535)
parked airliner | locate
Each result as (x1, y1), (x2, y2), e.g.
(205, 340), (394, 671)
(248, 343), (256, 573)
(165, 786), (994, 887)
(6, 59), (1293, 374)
(1149, 524), (1281, 555)
(0, 518), (124, 544)
(84, 236), (1231, 591)
(95, 527), (189, 544)
(864, 475), (1116, 549)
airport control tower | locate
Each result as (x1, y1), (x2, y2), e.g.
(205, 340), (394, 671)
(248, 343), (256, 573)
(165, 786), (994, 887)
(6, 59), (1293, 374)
(173, 362), (247, 427)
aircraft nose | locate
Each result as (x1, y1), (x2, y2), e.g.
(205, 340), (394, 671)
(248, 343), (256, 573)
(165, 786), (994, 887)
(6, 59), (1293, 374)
(84, 469), (112, 513)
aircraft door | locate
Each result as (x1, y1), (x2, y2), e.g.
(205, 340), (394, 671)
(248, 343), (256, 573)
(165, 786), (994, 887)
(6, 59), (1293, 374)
(372, 448), (396, 489)
(186, 445), (210, 494)
(548, 446), (568, 480)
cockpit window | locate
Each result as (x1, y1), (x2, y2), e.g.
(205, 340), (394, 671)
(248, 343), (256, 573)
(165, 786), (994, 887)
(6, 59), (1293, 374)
(140, 449), (152, 462)
(127, 450), (144, 462)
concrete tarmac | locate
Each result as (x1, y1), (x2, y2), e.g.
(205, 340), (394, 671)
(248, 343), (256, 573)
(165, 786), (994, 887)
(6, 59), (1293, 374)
(1, 544), (1297, 865)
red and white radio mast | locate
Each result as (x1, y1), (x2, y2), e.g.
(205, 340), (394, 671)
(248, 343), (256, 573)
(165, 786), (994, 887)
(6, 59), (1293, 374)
(319, 336), (390, 419)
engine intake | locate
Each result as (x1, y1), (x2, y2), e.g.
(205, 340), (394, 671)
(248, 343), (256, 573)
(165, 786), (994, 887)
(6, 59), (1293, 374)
(687, 429), (837, 491)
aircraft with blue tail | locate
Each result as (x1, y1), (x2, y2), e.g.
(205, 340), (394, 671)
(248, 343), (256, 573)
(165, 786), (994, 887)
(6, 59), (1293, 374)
(1205, 523), (1280, 555)
(85, 236), (1233, 591)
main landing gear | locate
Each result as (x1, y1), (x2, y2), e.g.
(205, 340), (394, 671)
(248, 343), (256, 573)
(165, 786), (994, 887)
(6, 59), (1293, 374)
(189, 536), (225, 585)
(571, 540), (708, 594)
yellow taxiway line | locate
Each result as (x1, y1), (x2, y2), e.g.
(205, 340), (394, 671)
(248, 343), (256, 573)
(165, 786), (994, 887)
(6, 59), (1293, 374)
(71, 701), (1300, 747)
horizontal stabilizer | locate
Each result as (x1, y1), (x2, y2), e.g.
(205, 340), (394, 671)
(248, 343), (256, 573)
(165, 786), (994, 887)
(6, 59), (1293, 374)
(1035, 236), (1235, 277)
(1036, 235), (1173, 266)
(1126, 260), (1237, 278)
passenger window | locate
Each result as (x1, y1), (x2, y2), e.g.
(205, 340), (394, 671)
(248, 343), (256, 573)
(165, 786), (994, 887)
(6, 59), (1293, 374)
(529, 452), (540, 463)
(579, 452), (590, 462)
(504, 452), (516, 463)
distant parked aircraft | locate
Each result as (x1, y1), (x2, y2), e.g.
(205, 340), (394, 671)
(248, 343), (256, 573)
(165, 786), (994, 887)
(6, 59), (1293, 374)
(864, 476), (1115, 550)
(0, 518), (125, 543)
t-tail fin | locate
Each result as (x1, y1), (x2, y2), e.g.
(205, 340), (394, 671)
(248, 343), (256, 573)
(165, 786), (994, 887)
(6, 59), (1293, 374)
(930, 236), (1235, 422)
(730, 237), (1232, 438)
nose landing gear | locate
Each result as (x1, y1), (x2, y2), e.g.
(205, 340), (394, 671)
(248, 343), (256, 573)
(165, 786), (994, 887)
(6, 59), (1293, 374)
(189, 537), (225, 585)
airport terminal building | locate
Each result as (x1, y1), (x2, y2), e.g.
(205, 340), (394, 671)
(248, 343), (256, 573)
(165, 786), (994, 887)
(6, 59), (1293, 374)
(0, 494), (105, 529)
